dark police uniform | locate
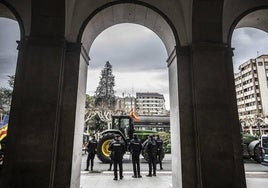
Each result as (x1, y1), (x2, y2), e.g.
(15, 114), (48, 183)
(155, 135), (164, 170)
(144, 136), (157, 177)
(108, 138), (115, 171)
(85, 136), (98, 171)
(129, 134), (142, 178)
(108, 135), (125, 180)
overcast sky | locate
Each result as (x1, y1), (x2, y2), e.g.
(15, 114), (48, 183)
(1, 18), (268, 110)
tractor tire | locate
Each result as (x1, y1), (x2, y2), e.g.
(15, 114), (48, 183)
(253, 143), (261, 163)
(97, 134), (114, 163)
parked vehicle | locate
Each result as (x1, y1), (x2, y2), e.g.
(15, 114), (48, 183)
(96, 115), (165, 163)
(241, 133), (261, 163)
(260, 134), (268, 165)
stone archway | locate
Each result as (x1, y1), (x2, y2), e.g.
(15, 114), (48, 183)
(77, 3), (182, 187)
(227, 8), (268, 44)
(0, 1), (25, 40)
(3, 1), (265, 187)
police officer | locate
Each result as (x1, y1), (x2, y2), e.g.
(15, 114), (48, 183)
(144, 135), (157, 177)
(108, 135), (125, 180)
(155, 135), (164, 170)
(129, 133), (142, 178)
(108, 136), (115, 171)
(85, 135), (98, 171)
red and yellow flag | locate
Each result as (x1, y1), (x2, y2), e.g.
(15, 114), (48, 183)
(0, 125), (8, 141)
(129, 109), (140, 122)
(0, 114), (8, 142)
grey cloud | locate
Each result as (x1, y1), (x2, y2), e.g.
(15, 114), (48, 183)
(89, 23), (167, 72)
(232, 28), (268, 72)
(0, 18), (19, 87)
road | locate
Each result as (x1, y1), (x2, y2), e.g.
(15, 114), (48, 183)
(81, 152), (172, 173)
(81, 153), (267, 175)
(80, 154), (268, 188)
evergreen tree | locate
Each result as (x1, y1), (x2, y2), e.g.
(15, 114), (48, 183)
(94, 61), (116, 109)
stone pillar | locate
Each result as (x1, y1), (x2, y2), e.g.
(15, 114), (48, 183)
(189, 42), (246, 188)
(1, 38), (85, 188)
(53, 42), (87, 188)
(168, 43), (246, 188)
(168, 46), (198, 188)
(224, 47), (247, 188)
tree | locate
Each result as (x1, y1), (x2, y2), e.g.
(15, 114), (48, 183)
(0, 75), (14, 113)
(85, 94), (95, 109)
(84, 94), (113, 133)
(94, 61), (116, 109)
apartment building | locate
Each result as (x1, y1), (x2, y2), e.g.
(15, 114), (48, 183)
(135, 92), (167, 116)
(234, 55), (268, 133)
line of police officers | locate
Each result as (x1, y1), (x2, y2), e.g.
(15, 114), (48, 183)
(85, 134), (164, 180)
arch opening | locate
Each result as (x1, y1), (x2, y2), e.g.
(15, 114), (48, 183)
(77, 2), (181, 188)
(0, 3), (21, 180)
(229, 8), (268, 184)
(80, 3), (177, 57)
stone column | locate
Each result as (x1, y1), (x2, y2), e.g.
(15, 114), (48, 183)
(168, 46), (198, 188)
(224, 47), (247, 188)
(168, 43), (246, 188)
(189, 42), (246, 188)
(53, 42), (87, 188)
(1, 38), (85, 188)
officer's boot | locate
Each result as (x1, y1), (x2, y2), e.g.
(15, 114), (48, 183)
(137, 163), (142, 178)
(84, 164), (89, 171)
(159, 157), (163, 170)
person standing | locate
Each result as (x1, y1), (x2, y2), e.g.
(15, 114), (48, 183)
(108, 136), (115, 171)
(144, 135), (157, 177)
(129, 134), (142, 178)
(155, 135), (164, 170)
(108, 135), (125, 180)
(84, 135), (98, 171)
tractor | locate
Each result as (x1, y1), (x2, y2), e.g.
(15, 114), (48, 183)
(96, 115), (165, 163)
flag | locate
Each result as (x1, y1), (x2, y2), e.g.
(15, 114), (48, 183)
(0, 114), (9, 129)
(0, 114), (9, 141)
(0, 125), (7, 141)
(129, 109), (140, 122)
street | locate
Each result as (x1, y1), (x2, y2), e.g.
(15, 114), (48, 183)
(80, 154), (268, 188)
(81, 152), (172, 173)
(81, 153), (268, 174)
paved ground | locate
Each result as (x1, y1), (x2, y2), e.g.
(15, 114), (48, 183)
(80, 172), (268, 188)
(81, 171), (172, 188)
(80, 154), (268, 188)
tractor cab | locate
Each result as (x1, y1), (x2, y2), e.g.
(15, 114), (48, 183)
(111, 115), (134, 140)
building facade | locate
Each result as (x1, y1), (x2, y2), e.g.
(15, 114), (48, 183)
(115, 96), (136, 114)
(235, 55), (268, 134)
(136, 92), (167, 116)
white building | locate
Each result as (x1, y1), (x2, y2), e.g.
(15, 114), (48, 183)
(115, 96), (136, 114)
(135, 92), (167, 116)
(234, 55), (268, 134)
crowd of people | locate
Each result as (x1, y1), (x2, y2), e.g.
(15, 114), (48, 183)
(84, 134), (164, 181)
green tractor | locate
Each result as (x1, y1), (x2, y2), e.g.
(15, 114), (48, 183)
(96, 115), (165, 163)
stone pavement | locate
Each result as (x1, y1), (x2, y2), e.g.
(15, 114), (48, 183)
(80, 171), (172, 188)
(80, 171), (268, 188)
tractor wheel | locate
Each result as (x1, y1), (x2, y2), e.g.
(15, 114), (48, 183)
(97, 134), (114, 163)
(253, 143), (261, 163)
